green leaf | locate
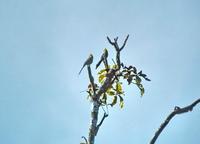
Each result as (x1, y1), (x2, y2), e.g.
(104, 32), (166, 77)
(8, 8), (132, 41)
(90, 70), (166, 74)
(122, 69), (127, 73)
(135, 75), (141, 84)
(127, 75), (133, 85)
(128, 66), (134, 70)
(118, 95), (124, 108)
(141, 87), (145, 96)
(112, 64), (118, 69)
(101, 93), (107, 104)
(107, 90), (115, 96)
(138, 70), (151, 81)
(111, 96), (117, 107)
(123, 73), (129, 79)
(138, 70), (142, 75)
(145, 77), (151, 81)
(137, 84), (145, 96)
(132, 67), (137, 74)
(140, 73), (147, 78)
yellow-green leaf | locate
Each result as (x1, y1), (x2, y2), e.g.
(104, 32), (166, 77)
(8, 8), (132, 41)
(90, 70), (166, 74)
(101, 93), (107, 104)
(140, 87), (145, 96)
(98, 74), (105, 83)
(112, 64), (118, 69)
(98, 69), (107, 75)
(107, 90), (115, 96)
(111, 96), (117, 107)
(136, 75), (141, 84)
(137, 84), (145, 96)
(116, 82), (123, 94)
(123, 73), (129, 79)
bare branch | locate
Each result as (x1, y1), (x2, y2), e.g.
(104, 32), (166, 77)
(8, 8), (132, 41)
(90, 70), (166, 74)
(81, 136), (88, 144)
(114, 37), (118, 43)
(106, 35), (129, 69)
(150, 98), (200, 144)
(95, 112), (109, 136)
(107, 36), (114, 45)
(120, 34), (129, 51)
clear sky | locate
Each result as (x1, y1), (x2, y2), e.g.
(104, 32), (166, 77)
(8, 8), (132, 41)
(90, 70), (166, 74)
(0, 0), (200, 144)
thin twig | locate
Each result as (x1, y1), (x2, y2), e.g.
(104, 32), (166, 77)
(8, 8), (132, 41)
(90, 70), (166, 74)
(112, 58), (116, 65)
(81, 136), (88, 144)
(107, 37), (120, 51)
(87, 66), (96, 98)
(114, 37), (118, 42)
(95, 112), (109, 136)
(150, 98), (200, 144)
(107, 36), (114, 45)
(101, 105), (106, 114)
(107, 35), (129, 69)
(120, 34), (129, 51)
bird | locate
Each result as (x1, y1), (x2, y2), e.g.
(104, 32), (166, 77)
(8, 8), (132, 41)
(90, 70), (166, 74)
(96, 48), (108, 69)
(79, 54), (93, 75)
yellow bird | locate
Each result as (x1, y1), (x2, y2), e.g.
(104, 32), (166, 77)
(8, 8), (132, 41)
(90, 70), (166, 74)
(79, 54), (93, 75)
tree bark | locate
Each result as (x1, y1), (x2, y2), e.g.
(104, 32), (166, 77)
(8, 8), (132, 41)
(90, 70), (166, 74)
(88, 101), (100, 144)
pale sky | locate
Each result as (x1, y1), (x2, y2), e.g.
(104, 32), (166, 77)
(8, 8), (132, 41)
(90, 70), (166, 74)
(0, 0), (200, 144)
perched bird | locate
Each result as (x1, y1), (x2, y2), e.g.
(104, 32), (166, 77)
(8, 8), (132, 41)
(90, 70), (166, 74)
(96, 48), (108, 69)
(79, 54), (93, 75)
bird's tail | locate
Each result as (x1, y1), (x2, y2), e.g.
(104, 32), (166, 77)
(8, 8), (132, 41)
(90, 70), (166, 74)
(96, 59), (103, 69)
(103, 59), (109, 69)
(79, 66), (84, 75)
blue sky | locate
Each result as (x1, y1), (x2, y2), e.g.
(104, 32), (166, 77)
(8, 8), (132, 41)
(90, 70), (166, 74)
(0, 0), (200, 144)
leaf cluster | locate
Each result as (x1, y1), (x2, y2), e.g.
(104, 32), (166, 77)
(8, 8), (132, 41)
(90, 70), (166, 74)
(86, 63), (150, 108)
(121, 64), (150, 96)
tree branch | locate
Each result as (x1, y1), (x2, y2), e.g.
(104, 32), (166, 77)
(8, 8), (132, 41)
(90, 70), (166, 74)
(81, 136), (88, 144)
(95, 112), (108, 136)
(120, 34), (129, 51)
(87, 65), (100, 144)
(87, 66), (96, 99)
(88, 100), (100, 144)
(150, 98), (200, 144)
(107, 35), (129, 69)
(96, 69), (117, 98)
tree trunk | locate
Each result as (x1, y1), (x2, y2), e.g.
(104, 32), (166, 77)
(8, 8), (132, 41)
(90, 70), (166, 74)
(88, 100), (100, 144)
